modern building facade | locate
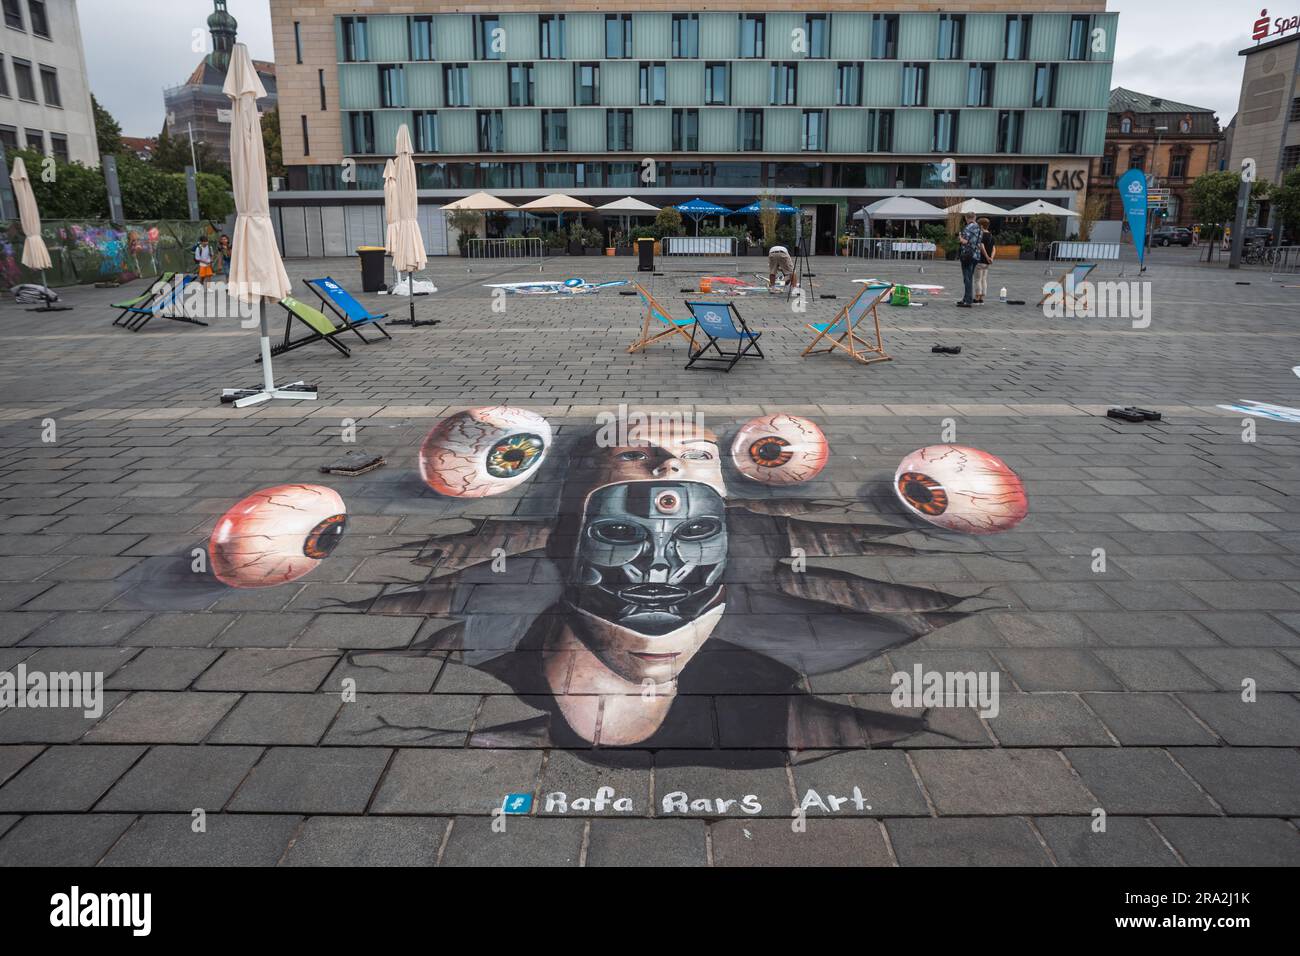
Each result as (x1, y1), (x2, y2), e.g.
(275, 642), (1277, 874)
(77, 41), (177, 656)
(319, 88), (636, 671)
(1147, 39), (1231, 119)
(1087, 87), (1224, 227)
(163, 1), (277, 164)
(0, 0), (98, 166)
(268, 1), (1116, 256)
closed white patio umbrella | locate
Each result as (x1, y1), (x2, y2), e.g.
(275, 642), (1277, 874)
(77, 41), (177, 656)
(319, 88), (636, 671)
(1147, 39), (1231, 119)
(11, 156), (69, 312)
(382, 158), (397, 255)
(219, 43), (309, 408)
(389, 123), (436, 325)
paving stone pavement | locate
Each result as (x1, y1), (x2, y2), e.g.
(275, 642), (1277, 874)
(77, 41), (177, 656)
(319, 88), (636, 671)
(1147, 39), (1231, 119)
(0, 249), (1298, 866)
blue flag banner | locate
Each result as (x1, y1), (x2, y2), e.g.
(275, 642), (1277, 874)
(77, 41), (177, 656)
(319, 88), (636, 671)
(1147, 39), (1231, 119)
(1117, 168), (1148, 266)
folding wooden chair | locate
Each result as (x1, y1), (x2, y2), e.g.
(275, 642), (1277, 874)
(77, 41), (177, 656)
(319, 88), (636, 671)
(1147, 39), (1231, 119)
(683, 300), (763, 372)
(117, 275), (206, 332)
(260, 296), (353, 361)
(627, 283), (696, 353)
(305, 276), (391, 344)
(802, 282), (893, 366)
(1038, 263), (1096, 310)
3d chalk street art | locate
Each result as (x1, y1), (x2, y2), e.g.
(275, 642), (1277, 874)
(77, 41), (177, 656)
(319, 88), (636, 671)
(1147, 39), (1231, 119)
(136, 407), (1028, 766)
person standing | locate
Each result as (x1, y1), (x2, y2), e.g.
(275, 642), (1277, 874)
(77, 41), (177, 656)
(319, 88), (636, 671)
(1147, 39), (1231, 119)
(955, 212), (982, 307)
(194, 235), (214, 286)
(974, 217), (995, 304)
(215, 234), (232, 275)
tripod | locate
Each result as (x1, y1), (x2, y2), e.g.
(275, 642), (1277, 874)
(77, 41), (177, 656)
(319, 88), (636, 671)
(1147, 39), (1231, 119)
(786, 236), (815, 302)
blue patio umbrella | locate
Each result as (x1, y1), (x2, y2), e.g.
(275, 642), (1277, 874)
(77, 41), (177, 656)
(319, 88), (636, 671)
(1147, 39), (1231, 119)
(732, 200), (798, 215)
(675, 198), (734, 235)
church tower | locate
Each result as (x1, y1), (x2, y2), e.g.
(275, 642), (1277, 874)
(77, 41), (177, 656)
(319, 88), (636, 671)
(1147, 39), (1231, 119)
(206, 0), (239, 73)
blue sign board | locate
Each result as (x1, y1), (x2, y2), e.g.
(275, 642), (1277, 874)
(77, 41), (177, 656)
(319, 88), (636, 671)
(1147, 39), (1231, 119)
(1117, 168), (1148, 266)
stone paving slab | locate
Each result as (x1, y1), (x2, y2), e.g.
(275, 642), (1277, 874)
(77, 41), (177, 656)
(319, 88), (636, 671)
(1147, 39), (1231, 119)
(1, 254), (1299, 865)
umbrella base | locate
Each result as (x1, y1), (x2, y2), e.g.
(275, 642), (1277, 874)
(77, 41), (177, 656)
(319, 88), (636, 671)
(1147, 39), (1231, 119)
(27, 305), (74, 312)
(220, 382), (318, 408)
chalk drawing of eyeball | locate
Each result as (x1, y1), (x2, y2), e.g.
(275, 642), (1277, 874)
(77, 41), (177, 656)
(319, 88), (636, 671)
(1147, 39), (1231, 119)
(893, 445), (1028, 534)
(419, 406), (551, 498)
(209, 484), (347, 588)
(729, 414), (829, 485)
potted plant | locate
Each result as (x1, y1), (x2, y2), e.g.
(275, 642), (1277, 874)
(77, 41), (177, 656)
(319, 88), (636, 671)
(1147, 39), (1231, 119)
(1029, 213), (1058, 260)
(1019, 236), (1035, 258)
(838, 234), (851, 256)
(448, 208), (481, 257)
(584, 226), (603, 256)
(937, 234), (959, 261)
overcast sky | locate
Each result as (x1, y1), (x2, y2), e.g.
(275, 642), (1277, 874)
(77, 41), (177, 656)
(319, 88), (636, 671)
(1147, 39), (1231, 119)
(82, 0), (1251, 138)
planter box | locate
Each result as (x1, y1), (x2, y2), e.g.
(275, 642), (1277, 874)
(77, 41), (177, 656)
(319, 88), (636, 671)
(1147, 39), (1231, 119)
(567, 242), (584, 256)
(584, 247), (601, 256)
(615, 246), (633, 257)
(993, 244), (1020, 260)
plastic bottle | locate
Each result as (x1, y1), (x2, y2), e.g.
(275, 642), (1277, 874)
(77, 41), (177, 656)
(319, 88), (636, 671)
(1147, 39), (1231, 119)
(999, 287), (1007, 301)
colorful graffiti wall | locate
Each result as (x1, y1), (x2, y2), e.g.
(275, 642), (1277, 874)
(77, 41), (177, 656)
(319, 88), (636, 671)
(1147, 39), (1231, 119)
(0, 219), (221, 289)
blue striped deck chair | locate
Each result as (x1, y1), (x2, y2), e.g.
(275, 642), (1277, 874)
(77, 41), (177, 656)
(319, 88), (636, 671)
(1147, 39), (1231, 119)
(802, 282), (893, 366)
(305, 276), (391, 344)
(683, 300), (763, 372)
(628, 282), (695, 353)
(111, 272), (177, 327)
(1038, 263), (1096, 310)
(118, 274), (204, 332)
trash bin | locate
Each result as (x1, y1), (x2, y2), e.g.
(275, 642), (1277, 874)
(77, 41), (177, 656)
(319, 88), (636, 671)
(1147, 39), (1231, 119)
(356, 246), (386, 293)
(637, 237), (655, 272)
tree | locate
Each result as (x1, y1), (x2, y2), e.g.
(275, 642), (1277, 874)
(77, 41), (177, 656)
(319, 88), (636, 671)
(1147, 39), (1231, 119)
(262, 108), (285, 180)
(191, 172), (235, 221)
(1079, 193), (1106, 242)
(92, 95), (122, 158)
(653, 206), (684, 238)
(1188, 170), (1268, 261)
(9, 149), (108, 219)
(151, 126), (221, 176)
(1271, 167), (1300, 244)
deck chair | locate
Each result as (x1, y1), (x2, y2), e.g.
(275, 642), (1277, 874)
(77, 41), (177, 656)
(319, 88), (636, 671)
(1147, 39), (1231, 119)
(802, 282), (893, 366)
(1038, 263), (1096, 310)
(111, 272), (177, 327)
(627, 283), (696, 353)
(262, 296), (353, 361)
(305, 277), (391, 344)
(117, 274), (205, 332)
(683, 300), (763, 372)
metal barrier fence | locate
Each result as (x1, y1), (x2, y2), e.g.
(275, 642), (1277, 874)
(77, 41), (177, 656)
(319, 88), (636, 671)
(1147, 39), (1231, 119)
(848, 238), (937, 261)
(463, 237), (545, 271)
(659, 236), (739, 273)
(1051, 240), (1121, 261)
(1265, 245), (1300, 276)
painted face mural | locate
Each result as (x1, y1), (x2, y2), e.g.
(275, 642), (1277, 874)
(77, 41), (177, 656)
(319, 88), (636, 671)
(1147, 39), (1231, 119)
(183, 410), (1029, 765)
(209, 484), (347, 588)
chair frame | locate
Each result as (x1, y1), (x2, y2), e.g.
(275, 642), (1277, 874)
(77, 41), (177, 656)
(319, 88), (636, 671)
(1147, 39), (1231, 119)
(118, 274), (207, 332)
(111, 272), (176, 327)
(683, 299), (763, 372)
(259, 296), (353, 362)
(801, 282), (894, 366)
(305, 277), (392, 344)
(627, 283), (695, 353)
(1037, 263), (1096, 311)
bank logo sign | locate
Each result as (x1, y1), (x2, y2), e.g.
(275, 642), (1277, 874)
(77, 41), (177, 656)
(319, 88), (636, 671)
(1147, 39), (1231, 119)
(1253, 8), (1300, 42)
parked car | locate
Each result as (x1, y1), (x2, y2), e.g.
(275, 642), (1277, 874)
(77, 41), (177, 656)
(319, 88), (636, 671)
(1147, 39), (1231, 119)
(1152, 227), (1193, 247)
(1243, 226), (1275, 245)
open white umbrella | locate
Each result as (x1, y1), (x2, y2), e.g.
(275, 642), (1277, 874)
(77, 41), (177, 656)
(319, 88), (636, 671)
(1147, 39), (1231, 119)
(945, 198), (1008, 217)
(861, 196), (947, 219)
(441, 192), (517, 211)
(382, 159), (397, 255)
(389, 124), (435, 325)
(597, 197), (659, 244)
(1006, 199), (1079, 217)
(10, 156), (69, 312)
(219, 43), (308, 408)
(519, 193), (593, 233)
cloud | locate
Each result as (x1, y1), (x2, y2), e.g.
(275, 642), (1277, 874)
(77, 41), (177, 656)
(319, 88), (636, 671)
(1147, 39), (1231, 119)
(1112, 40), (1245, 125)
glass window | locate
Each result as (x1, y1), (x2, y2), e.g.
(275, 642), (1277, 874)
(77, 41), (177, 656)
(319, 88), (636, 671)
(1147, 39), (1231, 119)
(966, 64), (992, 108)
(378, 65), (405, 108)
(770, 62), (797, 106)
(413, 110), (437, 152)
(0, 126), (16, 152)
(1119, 117), (1132, 133)
(2, 0), (21, 30)
(576, 63), (600, 106)
(49, 132), (67, 163)
(705, 63), (728, 105)
(444, 64), (470, 107)
(868, 109), (893, 151)
(805, 15), (829, 58)
(739, 14), (765, 58)
(348, 111), (374, 154)
(341, 17), (368, 62)
(871, 15), (898, 59)
(606, 110), (633, 151)
(24, 128), (42, 152)
(937, 15), (964, 59)
(901, 63), (927, 107)
(539, 15), (565, 59)
(933, 111), (957, 152)
(1032, 63), (1056, 108)
(476, 16), (501, 60)
(1059, 110), (1081, 152)
(1005, 15), (1031, 60)
(478, 110), (503, 152)
(672, 14), (698, 58)
(409, 16), (433, 60)
(801, 110), (825, 152)
(509, 64), (534, 107)
(836, 63), (861, 106)
(739, 110), (763, 151)
(542, 110), (568, 151)
(639, 63), (666, 106)
(606, 14), (631, 58)
(672, 109), (698, 151)
(1068, 16), (1090, 60)
(1128, 149), (1145, 171)
(319, 69), (327, 110)
(294, 21), (302, 62)
(0, 56), (8, 97)
(12, 57), (35, 101)
(1100, 151), (1114, 176)
(996, 110), (1022, 153)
